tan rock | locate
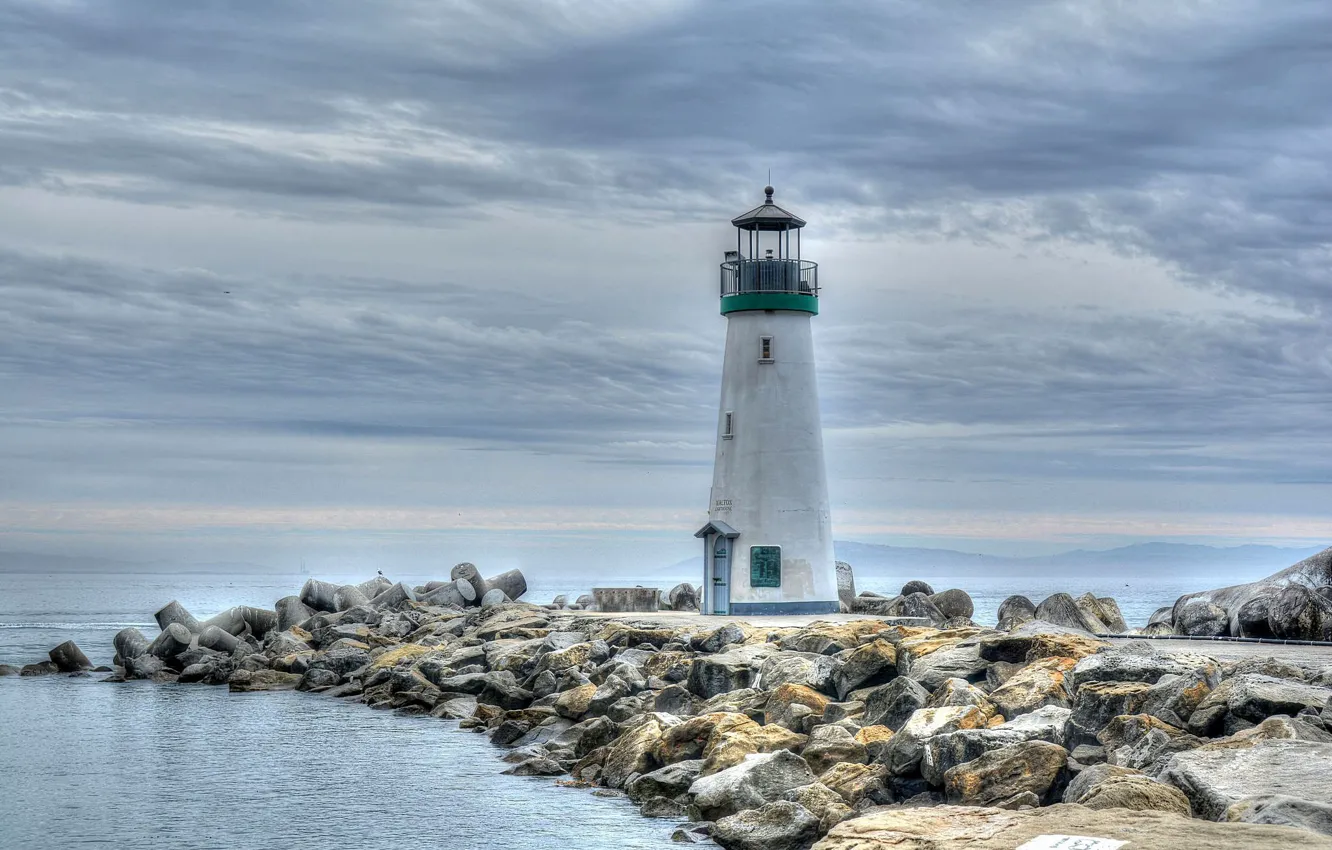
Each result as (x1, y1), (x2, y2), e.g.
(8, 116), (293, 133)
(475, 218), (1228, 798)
(988, 656), (1076, 718)
(802, 725), (868, 774)
(766, 682), (832, 726)
(369, 643), (434, 669)
(1079, 774), (1193, 816)
(819, 762), (888, 806)
(537, 642), (597, 674)
(703, 722), (808, 775)
(784, 782), (854, 833)
(943, 740), (1068, 808)
(553, 683), (597, 719)
(601, 712), (680, 789)
(812, 803), (1332, 849)
(654, 712), (754, 764)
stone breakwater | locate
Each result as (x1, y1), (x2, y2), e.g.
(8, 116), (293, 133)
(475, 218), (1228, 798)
(4, 556), (1332, 850)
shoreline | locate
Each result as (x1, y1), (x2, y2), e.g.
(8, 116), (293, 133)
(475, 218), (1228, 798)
(6, 572), (1332, 849)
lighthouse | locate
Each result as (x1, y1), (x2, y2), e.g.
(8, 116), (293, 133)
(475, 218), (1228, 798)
(694, 186), (838, 616)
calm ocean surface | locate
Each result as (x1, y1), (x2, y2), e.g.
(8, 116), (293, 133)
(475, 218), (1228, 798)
(0, 569), (1195, 849)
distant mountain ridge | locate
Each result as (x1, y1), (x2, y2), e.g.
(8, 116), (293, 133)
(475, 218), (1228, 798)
(664, 540), (1327, 583)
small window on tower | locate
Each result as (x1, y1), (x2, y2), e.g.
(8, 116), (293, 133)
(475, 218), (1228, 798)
(722, 411), (734, 439)
(759, 336), (774, 363)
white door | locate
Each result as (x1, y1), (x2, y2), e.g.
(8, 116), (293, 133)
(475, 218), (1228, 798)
(711, 536), (730, 615)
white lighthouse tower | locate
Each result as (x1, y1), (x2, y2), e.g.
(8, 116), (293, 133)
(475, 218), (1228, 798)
(694, 186), (838, 616)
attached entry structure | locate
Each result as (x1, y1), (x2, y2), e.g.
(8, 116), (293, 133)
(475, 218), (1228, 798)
(694, 186), (839, 616)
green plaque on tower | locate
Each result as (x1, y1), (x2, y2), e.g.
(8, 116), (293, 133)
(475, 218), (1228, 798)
(750, 546), (782, 588)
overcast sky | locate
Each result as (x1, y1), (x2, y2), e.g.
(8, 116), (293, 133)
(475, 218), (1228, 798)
(2, 1), (1331, 575)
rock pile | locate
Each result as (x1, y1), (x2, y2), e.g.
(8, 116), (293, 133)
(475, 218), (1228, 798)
(1148, 547), (1332, 641)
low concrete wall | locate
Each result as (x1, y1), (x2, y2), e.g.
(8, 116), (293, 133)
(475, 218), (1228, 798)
(593, 587), (661, 613)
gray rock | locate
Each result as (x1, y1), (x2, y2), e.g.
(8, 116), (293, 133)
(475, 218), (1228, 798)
(1268, 585), (1332, 641)
(758, 651), (837, 695)
(1063, 762), (1144, 804)
(670, 822), (715, 844)
(921, 728), (1032, 787)
(123, 653), (166, 680)
(1064, 680), (1151, 748)
(693, 623), (746, 654)
(880, 706), (988, 777)
(801, 725), (867, 775)
(1162, 739), (1332, 820)
(997, 595), (1037, 627)
(687, 646), (773, 699)
(942, 740), (1070, 808)
(1189, 674), (1332, 735)
(332, 584), (371, 612)
(1070, 648), (1220, 691)
(1098, 715), (1204, 776)
(929, 589), (974, 620)
(689, 750), (817, 821)
(831, 639), (897, 700)
(147, 622), (192, 661)
(997, 705), (1073, 747)
(654, 684), (699, 717)
(202, 605), (278, 638)
(1142, 670), (1216, 727)
(0, 665), (17, 676)
(1169, 547), (1332, 641)
(902, 640), (989, 691)
(477, 671), (533, 710)
(113, 627), (150, 661)
(861, 677), (930, 731)
(627, 760), (704, 803)
(640, 796), (689, 819)
(20, 661), (59, 676)
(668, 582), (700, 612)
(835, 561), (856, 611)
(711, 801), (821, 850)
(1034, 593), (1106, 633)
(502, 756), (566, 777)
(1226, 795), (1332, 836)
(901, 580), (935, 596)
(1176, 599), (1230, 637)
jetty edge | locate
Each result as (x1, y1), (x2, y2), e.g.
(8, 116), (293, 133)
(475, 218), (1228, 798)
(4, 552), (1332, 849)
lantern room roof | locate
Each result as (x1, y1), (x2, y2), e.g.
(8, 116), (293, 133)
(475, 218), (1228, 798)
(731, 186), (807, 231)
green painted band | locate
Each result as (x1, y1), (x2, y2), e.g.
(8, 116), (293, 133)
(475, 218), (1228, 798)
(719, 293), (819, 315)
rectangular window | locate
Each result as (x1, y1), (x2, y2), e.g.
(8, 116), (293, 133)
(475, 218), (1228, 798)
(722, 411), (734, 439)
(758, 336), (774, 363)
(750, 545), (782, 587)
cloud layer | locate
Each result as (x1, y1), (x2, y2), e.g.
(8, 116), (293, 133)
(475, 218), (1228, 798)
(2, 0), (1330, 566)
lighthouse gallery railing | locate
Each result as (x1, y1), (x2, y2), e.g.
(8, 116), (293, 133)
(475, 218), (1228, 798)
(720, 259), (819, 298)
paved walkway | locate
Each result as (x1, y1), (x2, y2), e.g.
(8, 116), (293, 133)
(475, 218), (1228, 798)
(576, 610), (1332, 664)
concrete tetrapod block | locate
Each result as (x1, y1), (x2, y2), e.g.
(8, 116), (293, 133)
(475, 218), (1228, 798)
(49, 640), (92, 672)
(198, 625), (242, 653)
(148, 622), (193, 660)
(300, 578), (341, 613)
(332, 585), (371, 612)
(418, 582), (469, 608)
(155, 600), (202, 635)
(451, 563), (488, 603)
(369, 582), (417, 610)
(481, 588), (510, 609)
(275, 596), (314, 631)
(486, 569), (527, 602)
(114, 628), (151, 661)
(203, 606), (279, 638)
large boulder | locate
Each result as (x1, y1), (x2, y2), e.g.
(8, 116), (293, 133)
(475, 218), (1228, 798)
(712, 801), (822, 850)
(783, 783), (853, 834)
(812, 803), (1332, 849)
(929, 589), (974, 620)
(1098, 714), (1204, 775)
(626, 759), (703, 804)
(1034, 593), (1106, 633)
(602, 712), (680, 789)
(1069, 648), (1221, 691)
(942, 740), (1069, 808)
(878, 706), (988, 776)
(831, 639), (896, 700)
(860, 677), (930, 731)
(759, 651), (838, 696)
(1187, 674), (1332, 737)
(978, 621), (1108, 664)
(1078, 773), (1194, 816)
(987, 656), (1076, 718)
(996, 595), (1036, 628)
(997, 705), (1074, 748)
(1064, 680), (1152, 748)
(801, 725), (867, 775)
(688, 750), (818, 821)
(688, 645), (773, 699)
(667, 582), (699, 612)
(1161, 739), (1332, 820)
(1176, 599), (1230, 637)
(900, 638), (990, 691)
(920, 728), (1033, 787)
(1077, 593), (1128, 634)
